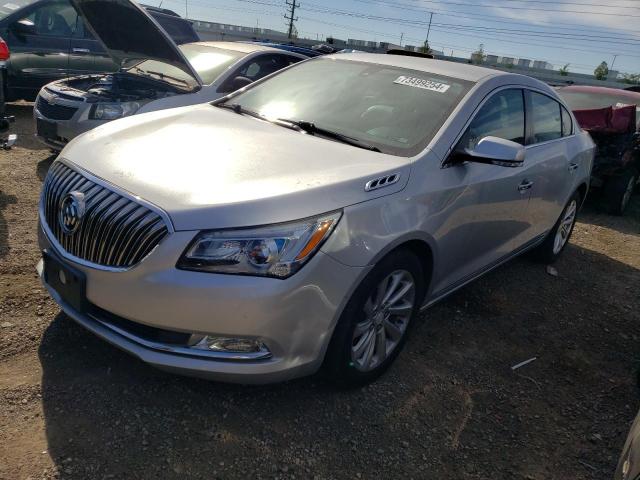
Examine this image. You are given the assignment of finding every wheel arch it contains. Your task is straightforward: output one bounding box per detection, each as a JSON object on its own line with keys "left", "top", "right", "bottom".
{"left": 576, "top": 181, "right": 589, "bottom": 208}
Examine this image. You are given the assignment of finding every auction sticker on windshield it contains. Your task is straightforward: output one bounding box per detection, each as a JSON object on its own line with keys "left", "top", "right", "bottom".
{"left": 393, "top": 76, "right": 450, "bottom": 93}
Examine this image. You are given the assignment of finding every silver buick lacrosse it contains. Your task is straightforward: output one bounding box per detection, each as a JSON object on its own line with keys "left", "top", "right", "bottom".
{"left": 38, "top": 53, "right": 594, "bottom": 385}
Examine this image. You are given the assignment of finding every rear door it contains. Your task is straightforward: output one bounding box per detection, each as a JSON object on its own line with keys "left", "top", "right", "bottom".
{"left": 5, "top": 0, "right": 76, "bottom": 96}
{"left": 522, "top": 90, "right": 573, "bottom": 238}
{"left": 68, "top": 15, "right": 117, "bottom": 74}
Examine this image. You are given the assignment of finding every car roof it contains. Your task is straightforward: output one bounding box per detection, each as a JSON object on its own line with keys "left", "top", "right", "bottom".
{"left": 557, "top": 85, "right": 640, "bottom": 99}
{"left": 327, "top": 53, "right": 503, "bottom": 82}
{"left": 189, "top": 41, "right": 282, "bottom": 54}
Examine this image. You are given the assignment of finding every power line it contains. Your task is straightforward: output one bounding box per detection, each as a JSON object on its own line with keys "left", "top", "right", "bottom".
{"left": 285, "top": 0, "right": 300, "bottom": 39}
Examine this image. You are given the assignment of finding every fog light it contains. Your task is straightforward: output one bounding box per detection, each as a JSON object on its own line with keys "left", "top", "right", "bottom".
{"left": 193, "top": 336, "right": 267, "bottom": 353}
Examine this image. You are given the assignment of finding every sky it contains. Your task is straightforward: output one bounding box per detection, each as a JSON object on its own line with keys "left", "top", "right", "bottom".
{"left": 157, "top": 0, "right": 640, "bottom": 76}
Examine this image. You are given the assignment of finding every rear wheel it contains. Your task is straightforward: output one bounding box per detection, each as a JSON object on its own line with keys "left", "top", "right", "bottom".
{"left": 323, "top": 249, "right": 425, "bottom": 386}
{"left": 603, "top": 168, "right": 638, "bottom": 216}
{"left": 531, "top": 191, "right": 580, "bottom": 264}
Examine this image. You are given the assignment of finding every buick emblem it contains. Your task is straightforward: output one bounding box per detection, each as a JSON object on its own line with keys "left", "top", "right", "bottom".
{"left": 58, "top": 191, "right": 86, "bottom": 235}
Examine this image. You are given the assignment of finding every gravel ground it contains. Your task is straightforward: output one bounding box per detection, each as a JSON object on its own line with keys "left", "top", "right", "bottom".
{"left": 1, "top": 103, "right": 639, "bottom": 480}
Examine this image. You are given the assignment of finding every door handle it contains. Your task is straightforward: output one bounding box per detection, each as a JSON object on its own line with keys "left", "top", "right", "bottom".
{"left": 518, "top": 180, "right": 534, "bottom": 193}
{"left": 568, "top": 162, "right": 579, "bottom": 172}
{"left": 72, "top": 48, "right": 90, "bottom": 54}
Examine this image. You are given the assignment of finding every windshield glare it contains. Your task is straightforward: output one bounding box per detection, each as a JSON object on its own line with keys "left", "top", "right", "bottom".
{"left": 128, "top": 45, "right": 245, "bottom": 87}
{"left": 229, "top": 58, "right": 473, "bottom": 156}
{"left": 0, "top": 0, "right": 34, "bottom": 20}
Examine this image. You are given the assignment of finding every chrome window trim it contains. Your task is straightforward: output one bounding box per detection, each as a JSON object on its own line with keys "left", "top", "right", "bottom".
{"left": 443, "top": 84, "right": 527, "bottom": 166}
{"left": 39, "top": 159, "right": 175, "bottom": 272}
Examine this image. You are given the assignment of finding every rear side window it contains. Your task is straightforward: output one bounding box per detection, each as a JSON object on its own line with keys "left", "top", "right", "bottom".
{"left": 458, "top": 88, "right": 525, "bottom": 150}
{"left": 530, "top": 92, "right": 562, "bottom": 143}
{"left": 561, "top": 106, "right": 573, "bottom": 136}
{"left": 151, "top": 13, "right": 198, "bottom": 44}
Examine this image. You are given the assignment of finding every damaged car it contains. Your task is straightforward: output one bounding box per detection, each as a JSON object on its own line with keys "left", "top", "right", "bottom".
{"left": 557, "top": 85, "right": 639, "bottom": 215}
{"left": 34, "top": 0, "right": 307, "bottom": 150}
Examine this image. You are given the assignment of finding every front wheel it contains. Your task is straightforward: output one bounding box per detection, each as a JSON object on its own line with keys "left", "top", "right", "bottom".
{"left": 603, "top": 168, "right": 638, "bottom": 216}
{"left": 323, "top": 249, "right": 425, "bottom": 386}
{"left": 531, "top": 191, "right": 580, "bottom": 264}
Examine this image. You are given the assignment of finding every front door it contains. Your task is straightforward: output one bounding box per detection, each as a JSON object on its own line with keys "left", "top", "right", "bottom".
{"left": 5, "top": 0, "right": 77, "bottom": 98}
{"left": 430, "top": 88, "right": 533, "bottom": 295}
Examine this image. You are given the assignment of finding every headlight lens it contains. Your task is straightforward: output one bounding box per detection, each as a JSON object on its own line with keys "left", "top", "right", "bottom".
{"left": 90, "top": 102, "right": 140, "bottom": 120}
{"left": 177, "top": 212, "right": 341, "bottom": 278}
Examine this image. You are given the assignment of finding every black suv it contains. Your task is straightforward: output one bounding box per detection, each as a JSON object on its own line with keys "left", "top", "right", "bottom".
{"left": 0, "top": 0, "right": 198, "bottom": 101}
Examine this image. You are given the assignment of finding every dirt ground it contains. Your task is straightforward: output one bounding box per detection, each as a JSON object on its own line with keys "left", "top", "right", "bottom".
{"left": 1, "top": 102, "right": 639, "bottom": 480}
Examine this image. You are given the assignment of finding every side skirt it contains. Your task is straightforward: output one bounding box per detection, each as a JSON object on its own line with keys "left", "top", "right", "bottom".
{"left": 420, "top": 232, "right": 548, "bottom": 311}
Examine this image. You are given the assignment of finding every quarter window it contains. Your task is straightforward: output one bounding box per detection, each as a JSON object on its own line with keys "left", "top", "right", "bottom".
{"left": 458, "top": 89, "right": 525, "bottom": 150}
{"left": 561, "top": 106, "right": 573, "bottom": 136}
{"left": 530, "top": 92, "right": 562, "bottom": 143}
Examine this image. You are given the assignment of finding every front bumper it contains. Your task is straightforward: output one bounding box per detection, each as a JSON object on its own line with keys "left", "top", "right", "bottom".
{"left": 33, "top": 93, "right": 107, "bottom": 150}
{"left": 38, "top": 224, "right": 368, "bottom": 384}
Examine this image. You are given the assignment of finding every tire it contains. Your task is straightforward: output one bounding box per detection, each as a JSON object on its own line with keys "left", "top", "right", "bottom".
{"left": 531, "top": 191, "right": 581, "bottom": 264}
{"left": 323, "top": 249, "right": 425, "bottom": 386}
{"left": 603, "top": 168, "right": 638, "bottom": 216}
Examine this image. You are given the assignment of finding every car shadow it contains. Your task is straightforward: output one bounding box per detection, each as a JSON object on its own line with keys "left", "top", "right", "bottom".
{"left": 5, "top": 103, "right": 51, "bottom": 152}
{"left": 37, "top": 154, "right": 57, "bottom": 182}
{"left": 0, "top": 191, "right": 17, "bottom": 260}
{"left": 579, "top": 193, "right": 640, "bottom": 237}
{"left": 37, "top": 243, "right": 640, "bottom": 478}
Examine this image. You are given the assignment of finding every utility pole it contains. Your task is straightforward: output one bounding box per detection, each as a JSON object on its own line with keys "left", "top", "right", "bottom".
{"left": 285, "top": 0, "right": 300, "bottom": 40}
{"left": 423, "top": 12, "right": 433, "bottom": 51}
{"left": 400, "top": 32, "right": 403, "bottom": 47}
{"left": 611, "top": 54, "right": 618, "bottom": 70}
{"left": 184, "top": 0, "right": 188, "bottom": 18}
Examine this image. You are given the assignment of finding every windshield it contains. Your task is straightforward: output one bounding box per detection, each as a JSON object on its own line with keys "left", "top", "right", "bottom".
{"left": 0, "top": 0, "right": 34, "bottom": 20}
{"left": 227, "top": 58, "right": 473, "bottom": 156}
{"left": 128, "top": 44, "right": 245, "bottom": 87}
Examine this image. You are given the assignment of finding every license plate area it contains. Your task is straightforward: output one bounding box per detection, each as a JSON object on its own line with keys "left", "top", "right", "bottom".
{"left": 43, "top": 250, "right": 86, "bottom": 313}
{"left": 37, "top": 118, "right": 57, "bottom": 139}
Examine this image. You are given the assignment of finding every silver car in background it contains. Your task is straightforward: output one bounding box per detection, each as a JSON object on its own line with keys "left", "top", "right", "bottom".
{"left": 33, "top": 0, "right": 306, "bottom": 150}
{"left": 37, "top": 53, "right": 594, "bottom": 385}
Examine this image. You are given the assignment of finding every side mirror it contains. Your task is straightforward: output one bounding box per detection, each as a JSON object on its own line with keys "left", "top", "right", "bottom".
{"left": 229, "top": 76, "right": 253, "bottom": 91}
{"left": 11, "top": 19, "right": 37, "bottom": 37}
{"left": 453, "top": 136, "right": 525, "bottom": 167}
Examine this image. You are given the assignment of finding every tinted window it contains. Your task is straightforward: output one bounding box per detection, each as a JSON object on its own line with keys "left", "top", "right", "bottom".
{"left": 235, "top": 54, "right": 293, "bottom": 82}
{"left": 229, "top": 58, "right": 473, "bottom": 156}
{"left": 151, "top": 13, "right": 199, "bottom": 44}
{"left": 458, "top": 89, "right": 525, "bottom": 150}
{"left": 561, "top": 106, "right": 572, "bottom": 136}
{"left": 23, "top": 1, "right": 77, "bottom": 37}
{"left": 530, "top": 92, "right": 562, "bottom": 143}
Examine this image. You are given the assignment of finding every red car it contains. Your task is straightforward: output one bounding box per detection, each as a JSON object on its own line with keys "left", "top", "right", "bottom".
{"left": 557, "top": 85, "right": 639, "bottom": 215}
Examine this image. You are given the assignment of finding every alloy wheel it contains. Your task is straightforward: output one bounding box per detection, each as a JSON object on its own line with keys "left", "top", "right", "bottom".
{"left": 350, "top": 270, "right": 416, "bottom": 372}
{"left": 553, "top": 199, "right": 577, "bottom": 255}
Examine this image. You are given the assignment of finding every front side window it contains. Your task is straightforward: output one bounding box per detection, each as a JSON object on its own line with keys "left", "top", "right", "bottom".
{"left": 23, "top": 1, "right": 77, "bottom": 37}
{"left": 228, "top": 58, "right": 473, "bottom": 156}
{"left": 457, "top": 89, "right": 525, "bottom": 150}
{"left": 530, "top": 92, "right": 562, "bottom": 144}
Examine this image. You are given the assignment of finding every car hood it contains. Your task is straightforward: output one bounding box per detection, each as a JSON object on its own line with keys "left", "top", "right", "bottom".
{"left": 70, "top": 0, "right": 202, "bottom": 88}
{"left": 60, "top": 104, "right": 412, "bottom": 231}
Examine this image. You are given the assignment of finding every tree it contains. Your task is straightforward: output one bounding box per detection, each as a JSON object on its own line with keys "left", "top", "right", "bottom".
{"left": 419, "top": 41, "right": 433, "bottom": 55}
{"left": 471, "top": 44, "right": 486, "bottom": 64}
{"left": 621, "top": 73, "right": 640, "bottom": 85}
{"left": 594, "top": 61, "right": 609, "bottom": 80}
{"left": 559, "top": 63, "right": 570, "bottom": 76}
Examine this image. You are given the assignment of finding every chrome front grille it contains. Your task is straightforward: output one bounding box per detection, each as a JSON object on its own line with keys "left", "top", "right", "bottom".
{"left": 41, "top": 162, "right": 169, "bottom": 269}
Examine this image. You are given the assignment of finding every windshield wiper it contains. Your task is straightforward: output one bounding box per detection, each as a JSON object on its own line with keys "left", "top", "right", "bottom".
{"left": 216, "top": 102, "right": 268, "bottom": 121}
{"left": 131, "top": 67, "right": 190, "bottom": 87}
{"left": 276, "top": 119, "right": 382, "bottom": 152}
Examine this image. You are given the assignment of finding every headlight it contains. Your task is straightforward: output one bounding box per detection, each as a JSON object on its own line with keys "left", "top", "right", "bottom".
{"left": 90, "top": 102, "right": 140, "bottom": 120}
{"left": 177, "top": 212, "right": 341, "bottom": 278}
